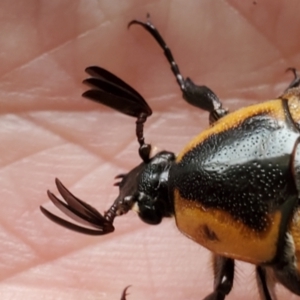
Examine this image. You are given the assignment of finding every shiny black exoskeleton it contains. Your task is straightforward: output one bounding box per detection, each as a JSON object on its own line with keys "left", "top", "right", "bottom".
{"left": 41, "top": 16, "right": 300, "bottom": 300}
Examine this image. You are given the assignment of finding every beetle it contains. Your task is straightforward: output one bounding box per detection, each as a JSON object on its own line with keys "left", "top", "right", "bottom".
{"left": 40, "top": 16, "right": 300, "bottom": 300}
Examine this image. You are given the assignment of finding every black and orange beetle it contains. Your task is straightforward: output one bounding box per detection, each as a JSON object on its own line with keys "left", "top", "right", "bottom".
{"left": 40, "top": 16, "right": 300, "bottom": 300}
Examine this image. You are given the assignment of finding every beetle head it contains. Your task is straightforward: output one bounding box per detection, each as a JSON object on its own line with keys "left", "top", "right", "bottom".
{"left": 113, "top": 150, "right": 175, "bottom": 224}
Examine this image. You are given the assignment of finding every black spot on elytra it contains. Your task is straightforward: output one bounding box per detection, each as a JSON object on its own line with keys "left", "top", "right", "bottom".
{"left": 203, "top": 224, "right": 219, "bottom": 241}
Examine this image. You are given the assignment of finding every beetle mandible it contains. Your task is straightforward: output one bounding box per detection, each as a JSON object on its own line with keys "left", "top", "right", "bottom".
{"left": 40, "top": 16, "right": 300, "bottom": 300}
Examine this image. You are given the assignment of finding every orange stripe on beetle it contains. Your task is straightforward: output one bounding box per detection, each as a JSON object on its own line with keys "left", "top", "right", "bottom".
{"left": 174, "top": 190, "right": 282, "bottom": 264}
{"left": 177, "top": 99, "right": 286, "bottom": 162}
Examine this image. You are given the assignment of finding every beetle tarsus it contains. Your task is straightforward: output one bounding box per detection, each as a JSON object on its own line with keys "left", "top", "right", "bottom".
{"left": 120, "top": 286, "right": 131, "bottom": 300}
{"left": 286, "top": 67, "right": 300, "bottom": 90}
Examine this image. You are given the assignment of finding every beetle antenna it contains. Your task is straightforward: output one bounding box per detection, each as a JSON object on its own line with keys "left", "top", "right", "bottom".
{"left": 136, "top": 113, "right": 151, "bottom": 162}
{"left": 82, "top": 66, "right": 153, "bottom": 163}
{"left": 40, "top": 178, "right": 135, "bottom": 235}
{"left": 128, "top": 15, "right": 186, "bottom": 93}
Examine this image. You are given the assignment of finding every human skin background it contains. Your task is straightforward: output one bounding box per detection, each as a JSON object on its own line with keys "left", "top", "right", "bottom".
{"left": 1, "top": 0, "right": 300, "bottom": 299}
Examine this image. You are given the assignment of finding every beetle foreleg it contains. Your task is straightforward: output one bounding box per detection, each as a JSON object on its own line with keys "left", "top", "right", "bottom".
{"left": 129, "top": 15, "right": 228, "bottom": 125}
{"left": 203, "top": 255, "right": 234, "bottom": 300}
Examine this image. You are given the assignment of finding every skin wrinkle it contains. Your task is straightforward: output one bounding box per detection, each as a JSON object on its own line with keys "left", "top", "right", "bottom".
{"left": 228, "top": 1, "right": 298, "bottom": 63}
{"left": 0, "top": 30, "right": 75, "bottom": 81}
{"left": 24, "top": 108, "right": 160, "bottom": 170}
{"left": 23, "top": 113, "right": 108, "bottom": 160}
{"left": 0, "top": 221, "right": 144, "bottom": 285}
{"left": 0, "top": 231, "right": 42, "bottom": 283}
{"left": 26, "top": 114, "right": 136, "bottom": 164}
{"left": 1, "top": 197, "right": 143, "bottom": 284}
{"left": 18, "top": 104, "right": 160, "bottom": 164}
{"left": 76, "top": 20, "right": 110, "bottom": 40}
{"left": 141, "top": 239, "right": 156, "bottom": 297}
{"left": 225, "top": 1, "right": 285, "bottom": 59}
{"left": 0, "top": 14, "right": 105, "bottom": 80}
{"left": 0, "top": 222, "right": 39, "bottom": 261}
{"left": 0, "top": 144, "right": 65, "bottom": 170}
{"left": 0, "top": 10, "right": 107, "bottom": 81}
{"left": 2, "top": 1, "right": 300, "bottom": 299}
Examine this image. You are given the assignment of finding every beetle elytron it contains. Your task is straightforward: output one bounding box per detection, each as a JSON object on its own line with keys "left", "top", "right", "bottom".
{"left": 40, "top": 16, "right": 300, "bottom": 299}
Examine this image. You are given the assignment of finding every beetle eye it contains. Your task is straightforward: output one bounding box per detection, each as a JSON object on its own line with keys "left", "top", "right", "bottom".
{"left": 138, "top": 203, "right": 163, "bottom": 225}
{"left": 134, "top": 193, "right": 163, "bottom": 225}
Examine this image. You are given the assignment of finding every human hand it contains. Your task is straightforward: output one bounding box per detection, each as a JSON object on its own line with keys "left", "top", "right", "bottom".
{"left": 1, "top": 1, "right": 300, "bottom": 299}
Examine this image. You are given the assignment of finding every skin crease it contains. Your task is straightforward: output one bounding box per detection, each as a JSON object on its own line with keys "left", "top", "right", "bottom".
{"left": 1, "top": 0, "right": 300, "bottom": 299}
